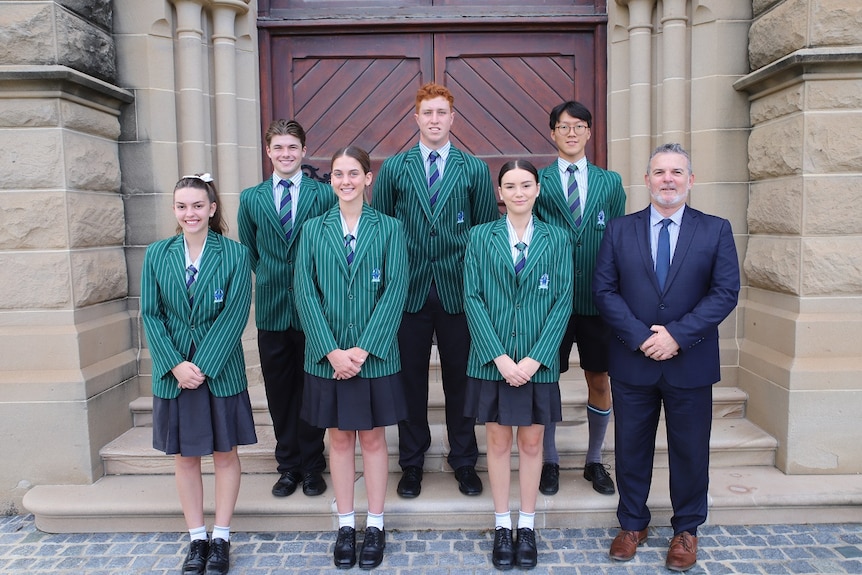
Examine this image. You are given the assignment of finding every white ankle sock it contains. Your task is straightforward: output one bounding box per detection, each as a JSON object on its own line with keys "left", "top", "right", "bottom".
{"left": 495, "top": 511, "right": 512, "bottom": 530}
{"left": 366, "top": 512, "right": 384, "bottom": 530}
{"left": 189, "top": 526, "right": 207, "bottom": 542}
{"left": 518, "top": 510, "right": 535, "bottom": 530}
{"left": 338, "top": 511, "right": 356, "bottom": 529}
{"left": 211, "top": 525, "right": 230, "bottom": 542}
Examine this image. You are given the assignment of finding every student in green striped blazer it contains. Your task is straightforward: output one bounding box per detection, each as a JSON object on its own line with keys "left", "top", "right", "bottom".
{"left": 464, "top": 161, "right": 573, "bottom": 571}
{"left": 371, "top": 82, "right": 499, "bottom": 500}
{"left": 141, "top": 174, "right": 255, "bottom": 575}
{"left": 295, "top": 147, "right": 408, "bottom": 571}
{"left": 238, "top": 120, "right": 336, "bottom": 499}
{"left": 534, "top": 101, "right": 627, "bottom": 498}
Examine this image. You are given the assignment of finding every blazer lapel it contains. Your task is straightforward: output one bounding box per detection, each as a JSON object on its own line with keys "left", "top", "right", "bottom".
{"left": 322, "top": 209, "right": 350, "bottom": 279}
{"left": 191, "top": 230, "right": 223, "bottom": 311}
{"left": 293, "top": 176, "right": 320, "bottom": 234}
{"left": 258, "top": 179, "right": 288, "bottom": 245}
{"left": 405, "top": 146, "right": 433, "bottom": 222}
{"left": 632, "top": 208, "right": 661, "bottom": 293}
{"left": 349, "top": 204, "right": 378, "bottom": 280}
{"left": 167, "top": 236, "right": 189, "bottom": 308}
{"left": 541, "top": 166, "right": 579, "bottom": 235}
{"left": 431, "top": 147, "right": 463, "bottom": 220}
{"left": 520, "top": 221, "right": 548, "bottom": 279}
{"left": 581, "top": 162, "right": 607, "bottom": 231}
{"left": 665, "top": 207, "right": 699, "bottom": 290}
{"left": 490, "top": 218, "right": 514, "bottom": 277}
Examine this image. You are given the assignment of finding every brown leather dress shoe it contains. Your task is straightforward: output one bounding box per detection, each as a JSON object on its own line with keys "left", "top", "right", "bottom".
{"left": 609, "top": 528, "right": 648, "bottom": 561}
{"left": 665, "top": 532, "right": 697, "bottom": 572}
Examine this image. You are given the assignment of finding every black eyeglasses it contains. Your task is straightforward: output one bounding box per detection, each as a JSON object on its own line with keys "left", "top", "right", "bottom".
{"left": 554, "top": 124, "right": 589, "bottom": 135}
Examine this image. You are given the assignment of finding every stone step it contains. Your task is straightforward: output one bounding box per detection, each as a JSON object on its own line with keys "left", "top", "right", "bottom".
{"left": 130, "top": 383, "right": 748, "bottom": 427}
{"left": 100, "top": 415, "right": 775, "bottom": 476}
{"left": 22, "top": 465, "right": 862, "bottom": 534}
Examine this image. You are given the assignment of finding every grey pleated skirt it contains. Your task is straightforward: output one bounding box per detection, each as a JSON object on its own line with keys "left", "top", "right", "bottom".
{"left": 465, "top": 377, "right": 562, "bottom": 426}
{"left": 301, "top": 372, "right": 408, "bottom": 431}
{"left": 152, "top": 383, "right": 257, "bottom": 457}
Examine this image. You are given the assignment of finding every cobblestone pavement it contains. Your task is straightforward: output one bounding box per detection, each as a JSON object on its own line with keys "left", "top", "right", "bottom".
{"left": 1, "top": 515, "right": 861, "bottom": 574}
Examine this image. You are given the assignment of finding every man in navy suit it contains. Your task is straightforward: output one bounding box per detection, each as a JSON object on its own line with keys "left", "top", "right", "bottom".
{"left": 592, "top": 143, "right": 739, "bottom": 572}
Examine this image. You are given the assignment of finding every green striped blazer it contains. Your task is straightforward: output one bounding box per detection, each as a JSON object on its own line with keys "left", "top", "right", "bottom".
{"left": 141, "top": 230, "right": 252, "bottom": 399}
{"left": 294, "top": 204, "right": 408, "bottom": 379}
{"left": 371, "top": 144, "right": 499, "bottom": 314}
{"left": 535, "top": 161, "right": 626, "bottom": 316}
{"left": 237, "top": 175, "right": 336, "bottom": 331}
{"left": 464, "top": 218, "right": 573, "bottom": 383}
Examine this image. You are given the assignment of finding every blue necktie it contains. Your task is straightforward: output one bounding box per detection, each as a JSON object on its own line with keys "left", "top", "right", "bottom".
{"left": 279, "top": 180, "right": 293, "bottom": 241}
{"left": 656, "top": 218, "right": 671, "bottom": 290}
{"left": 186, "top": 264, "right": 198, "bottom": 305}
{"left": 514, "top": 241, "right": 527, "bottom": 275}
{"left": 428, "top": 151, "right": 441, "bottom": 208}
{"left": 345, "top": 234, "right": 355, "bottom": 266}
{"left": 566, "top": 164, "right": 582, "bottom": 227}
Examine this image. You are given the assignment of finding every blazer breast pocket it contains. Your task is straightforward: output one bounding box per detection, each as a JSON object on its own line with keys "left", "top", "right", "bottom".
{"left": 359, "top": 262, "right": 384, "bottom": 295}
{"left": 449, "top": 193, "right": 471, "bottom": 232}
{"left": 593, "top": 204, "right": 610, "bottom": 231}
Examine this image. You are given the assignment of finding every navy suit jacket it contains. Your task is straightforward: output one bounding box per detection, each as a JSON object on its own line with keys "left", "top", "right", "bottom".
{"left": 592, "top": 205, "right": 739, "bottom": 389}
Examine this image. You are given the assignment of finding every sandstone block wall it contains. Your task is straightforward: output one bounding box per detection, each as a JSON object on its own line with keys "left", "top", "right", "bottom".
{"left": 736, "top": 0, "right": 862, "bottom": 473}
{"left": 0, "top": 0, "right": 137, "bottom": 513}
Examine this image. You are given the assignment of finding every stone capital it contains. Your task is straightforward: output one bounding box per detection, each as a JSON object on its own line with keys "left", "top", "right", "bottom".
{"left": 616, "top": 0, "right": 657, "bottom": 30}
{"left": 734, "top": 47, "right": 862, "bottom": 98}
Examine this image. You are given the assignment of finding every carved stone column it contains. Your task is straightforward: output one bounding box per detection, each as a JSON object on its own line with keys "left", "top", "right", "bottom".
{"left": 170, "top": 0, "right": 209, "bottom": 175}
{"left": 211, "top": 0, "right": 250, "bottom": 211}
{"left": 615, "top": 0, "right": 656, "bottom": 208}
{"left": 660, "top": 0, "right": 687, "bottom": 144}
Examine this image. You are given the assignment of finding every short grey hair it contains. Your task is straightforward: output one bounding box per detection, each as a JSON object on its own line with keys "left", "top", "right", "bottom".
{"left": 647, "top": 143, "right": 693, "bottom": 175}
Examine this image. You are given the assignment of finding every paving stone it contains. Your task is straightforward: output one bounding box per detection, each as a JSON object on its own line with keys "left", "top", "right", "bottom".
{"left": 1, "top": 515, "right": 862, "bottom": 574}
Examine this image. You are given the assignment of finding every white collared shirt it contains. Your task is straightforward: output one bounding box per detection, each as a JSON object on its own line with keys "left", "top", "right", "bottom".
{"left": 506, "top": 215, "right": 535, "bottom": 262}
{"left": 340, "top": 211, "right": 361, "bottom": 250}
{"left": 183, "top": 235, "right": 206, "bottom": 274}
{"left": 272, "top": 171, "right": 303, "bottom": 215}
{"left": 650, "top": 204, "right": 685, "bottom": 267}
{"left": 419, "top": 141, "right": 451, "bottom": 182}
{"left": 557, "top": 156, "right": 588, "bottom": 210}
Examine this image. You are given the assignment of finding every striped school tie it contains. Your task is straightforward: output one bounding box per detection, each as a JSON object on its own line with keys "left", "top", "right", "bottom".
{"left": 185, "top": 264, "right": 198, "bottom": 305}
{"left": 655, "top": 218, "right": 672, "bottom": 290}
{"left": 279, "top": 179, "right": 293, "bottom": 241}
{"left": 428, "top": 151, "right": 441, "bottom": 208}
{"left": 514, "top": 242, "right": 527, "bottom": 274}
{"left": 566, "top": 164, "right": 582, "bottom": 227}
{"left": 345, "top": 234, "right": 356, "bottom": 266}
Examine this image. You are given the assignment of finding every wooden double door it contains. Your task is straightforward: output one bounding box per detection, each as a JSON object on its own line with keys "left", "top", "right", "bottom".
{"left": 258, "top": 1, "right": 608, "bottom": 181}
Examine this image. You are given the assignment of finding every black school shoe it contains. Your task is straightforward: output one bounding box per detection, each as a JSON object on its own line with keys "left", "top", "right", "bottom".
{"left": 515, "top": 528, "right": 538, "bottom": 569}
{"left": 454, "top": 465, "right": 483, "bottom": 496}
{"left": 302, "top": 471, "right": 327, "bottom": 496}
{"left": 583, "top": 462, "right": 616, "bottom": 495}
{"left": 333, "top": 526, "right": 356, "bottom": 569}
{"left": 539, "top": 463, "right": 560, "bottom": 496}
{"left": 205, "top": 538, "right": 229, "bottom": 574}
{"left": 492, "top": 527, "right": 515, "bottom": 570}
{"left": 271, "top": 471, "right": 302, "bottom": 497}
{"left": 182, "top": 539, "right": 209, "bottom": 575}
{"left": 358, "top": 527, "right": 385, "bottom": 569}
{"left": 396, "top": 466, "right": 423, "bottom": 498}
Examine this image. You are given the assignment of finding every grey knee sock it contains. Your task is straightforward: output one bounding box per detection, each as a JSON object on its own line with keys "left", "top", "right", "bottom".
{"left": 586, "top": 404, "right": 611, "bottom": 464}
{"left": 543, "top": 421, "right": 558, "bottom": 463}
